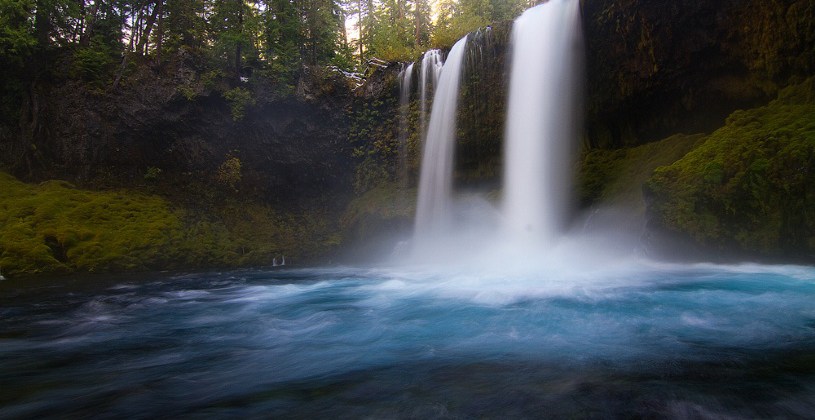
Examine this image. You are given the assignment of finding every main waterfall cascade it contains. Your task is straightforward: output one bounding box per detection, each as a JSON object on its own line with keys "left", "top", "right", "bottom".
{"left": 408, "top": 0, "right": 584, "bottom": 263}
{"left": 502, "top": 0, "right": 583, "bottom": 247}
{"left": 413, "top": 35, "right": 470, "bottom": 251}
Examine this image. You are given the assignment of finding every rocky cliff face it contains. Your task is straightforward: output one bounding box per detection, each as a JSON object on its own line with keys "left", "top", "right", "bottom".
{"left": 582, "top": 0, "right": 815, "bottom": 147}
{"left": 4, "top": 55, "right": 357, "bottom": 208}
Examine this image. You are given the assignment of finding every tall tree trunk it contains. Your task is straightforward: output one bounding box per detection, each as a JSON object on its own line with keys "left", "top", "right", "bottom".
{"left": 71, "top": 0, "right": 87, "bottom": 43}
{"left": 80, "top": 1, "right": 100, "bottom": 46}
{"left": 414, "top": 14, "right": 420, "bottom": 48}
{"left": 34, "top": 0, "right": 52, "bottom": 47}
{"left": 134, "top": 9, "right": 144, "bottom": 51}
{"left": 137, "top": 1, "right": 161, "bottom": 55}
{"left": 236, "top": 1, "right": 244, "bottom": 78}
{"left": 339, "top": 9, "right": 348, "bottom": 49}
{"left": 357, "top": 0, "right": 364, "bottom": 66}
{"left": 155, "top": 1, "right": 164, "bottom": 60}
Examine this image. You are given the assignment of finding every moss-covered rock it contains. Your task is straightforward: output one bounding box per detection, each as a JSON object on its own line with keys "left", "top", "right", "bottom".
{"left": 0, "top": 172, "right": 340, "bottom": 278}
{"left": 645, "top": 78, "right": 815, "bottom": 259}
{"left": 340, "top": 183, "right": 415, "bottom": 248}
{"left": 0, "top": 172, "right": 185, "bottom": 276}
{"left": 579, "top": 133, "right": 705, "bottom": 212}
{"left": 582, "top": 0, "right": 815, "bottom": 148}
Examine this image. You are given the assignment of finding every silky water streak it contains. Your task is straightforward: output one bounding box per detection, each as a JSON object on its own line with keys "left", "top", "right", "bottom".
{"left": 502, "top": 0, "right": 583, "bottom": 247}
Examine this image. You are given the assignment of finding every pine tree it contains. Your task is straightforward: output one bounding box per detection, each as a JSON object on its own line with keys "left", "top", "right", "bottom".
{"left": 211, "top": 0, "right": 256, "bottom": 78}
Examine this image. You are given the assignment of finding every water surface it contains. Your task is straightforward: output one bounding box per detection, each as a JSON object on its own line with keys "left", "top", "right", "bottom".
{"left": 2, "top": 263, "right": 815, "bottom": 418}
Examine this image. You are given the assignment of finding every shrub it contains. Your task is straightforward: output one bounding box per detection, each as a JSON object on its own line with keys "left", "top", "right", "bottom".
{"left": 223, "top": 87, "right": 256, "bottom": 121}
{"left": 216, "top": 155, "right": 242, "bottom": 191}
{"left": 144, "top": 166, "right": 163, "bottom": 182}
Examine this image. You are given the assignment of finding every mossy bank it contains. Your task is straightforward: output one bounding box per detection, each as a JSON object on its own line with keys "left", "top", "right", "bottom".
{"left": 645, "top": 79, "right": 815, "bottom": 260}
{"left": 0, "top": 172, "right": 339, "bottom": 278}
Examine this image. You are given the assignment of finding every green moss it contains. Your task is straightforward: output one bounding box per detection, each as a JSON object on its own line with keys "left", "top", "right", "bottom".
{"left": 579, "top": 133, "right": 705, "bottom": 212}
{"left": 223, "top": 87, "right": 256, "bottom": 121}
{"left": 342, "top": 183, "right": 415, "bottom": 226}
{"left": 0, "top": 172, "right": 340, "bottom": 279}
{"left": 646, "top": 78, "right": 815, "bottom": 256}
{"left": 340, "top": 182, "right": 415, "bottom": 242}
{"left": 0, "top": 173, "right": 184, "bottom": 277}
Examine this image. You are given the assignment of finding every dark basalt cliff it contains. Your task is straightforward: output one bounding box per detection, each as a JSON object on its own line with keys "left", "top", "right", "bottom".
{"left": 582, "top": 0, "right": 815, "bottom": 147}
{"left": 4, "top": 56, "right": 357, "bottom": 208}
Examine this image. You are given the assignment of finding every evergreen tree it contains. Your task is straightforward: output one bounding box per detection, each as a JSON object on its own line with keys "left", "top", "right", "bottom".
{"left": 412, "top": 0, "right": 431, "bottom": 48}
{"left": 211, "top": 0, "right": 256, "bottom": 77}
{"left": 0, "top": 0, "right": 36, "bottom": 124}
{"left": 164, "top": 0, "right": 208, "bottom": 52}
{"left": 262, "top": 0, "right": 303, "bottom": 77}
{"left": 301, "top": 0, "right": 339, "bottom": 65}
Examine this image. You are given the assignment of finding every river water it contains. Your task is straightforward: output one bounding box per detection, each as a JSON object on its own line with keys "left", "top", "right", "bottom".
{"left": 3, "top": 262, "right": 815, "bottom": 418}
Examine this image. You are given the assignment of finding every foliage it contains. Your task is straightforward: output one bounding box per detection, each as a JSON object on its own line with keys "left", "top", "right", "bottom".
{"left": 348, "top": 91, "right": 400, "bottom": 193}
{"left": 433, "top": 0, "right": 524, "bottom": 47}
{"left": 164, "top": 0, "right": 208, "bottom": 53}
{"left": 216, "top": 155, "right": 243, "bottom": 190}
{"left": 0, "top": 0, "right": 35, "bottom": 123}
{"left": 0, "top": 0, "right": 537, "bottom": 108}
{"left": 0, "top": 0, "right": 36, "bottom": 63}
{"left": 144, "top": 166, "right": 163, "bottom": 182}
{"left": 222, "top": 87, "right": 256, "bottom": 120}
{"left": 646, "top": 78, "right": 815, "bottom": 256}
{"left": 71, "top": 39, "right": 118, "bottom": 83}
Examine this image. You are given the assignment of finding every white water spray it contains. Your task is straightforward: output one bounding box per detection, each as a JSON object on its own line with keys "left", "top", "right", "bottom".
{"left": 413, "top": 36, "right": 469, "bottom": 249}
{"left": 502, "top": 0, "right": 583, "bottom": 247}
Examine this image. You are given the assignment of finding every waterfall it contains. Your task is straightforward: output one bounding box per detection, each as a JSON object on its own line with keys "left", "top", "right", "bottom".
{"left": 502, "top": 0, "right": 583, "bottom": 246}
{"left": 419, "top": 50, "right": 444, "bottom": 146}
{"left": 397, "top": 62, "right": 414, "bottom": 189}
{"left": 413, "top": 36, "right": 469, "bottom": 247}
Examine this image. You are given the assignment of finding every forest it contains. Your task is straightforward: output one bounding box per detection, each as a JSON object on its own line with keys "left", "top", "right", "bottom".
{"left": 0, "top": 0, "right": 531, "bottom": 86}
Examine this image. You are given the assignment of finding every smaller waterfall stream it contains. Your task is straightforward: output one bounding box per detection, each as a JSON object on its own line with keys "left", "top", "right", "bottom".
{"left": 413, "top": 36, "right": 469, "bottom": 250}
{"left": 397, "top": 63, "right": 414, "bottom": 189}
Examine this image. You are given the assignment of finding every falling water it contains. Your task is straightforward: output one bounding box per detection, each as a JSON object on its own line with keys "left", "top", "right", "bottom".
{"left": 413, "top": 36, "right": 469, "bottom": 248}
{"left": 502, "top": 0, "right": 583, "bottom": 246}
{"left": 397, "top": 62, "right": 414, "bottom": 189}
{"left": 419, "top": 50, "right": 444, "bottom": 145}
